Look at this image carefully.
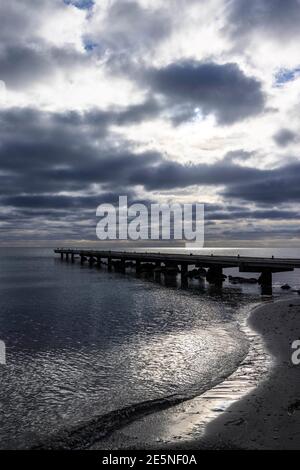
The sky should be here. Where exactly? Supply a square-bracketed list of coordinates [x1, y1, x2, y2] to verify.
[0, 0, 300, 246]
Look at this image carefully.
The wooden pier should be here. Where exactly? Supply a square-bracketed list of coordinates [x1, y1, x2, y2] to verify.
[54, 248, 300, 295]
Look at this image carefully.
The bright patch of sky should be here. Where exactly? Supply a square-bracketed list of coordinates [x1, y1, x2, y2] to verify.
[64, 0, 94, 10]
[275, 67, 300, 86]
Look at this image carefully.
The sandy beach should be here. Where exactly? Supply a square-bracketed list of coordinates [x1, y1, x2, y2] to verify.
[166, 296, 300, 450]
[93, 297, 300, 450]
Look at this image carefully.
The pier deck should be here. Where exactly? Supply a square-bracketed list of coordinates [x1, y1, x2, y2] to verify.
[54, 248, 300, 295]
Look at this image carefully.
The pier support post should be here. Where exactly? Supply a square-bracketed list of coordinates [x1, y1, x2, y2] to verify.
[97, 256, 101, 268]
[206, 266, 223, 287]
[80, 255, 84, 265]
[60, 253, 63, 260]
[120, 259, 126, 274]
[66, 253, 69, 261]
[107, 257, 112, 271]
[153, 261, 161, 282]
[181, 263, 188, 288]
[71, 253, 74, 263]
[259, 269, 272, 296]
[164, 265, 178, 288]
[136, 260, 141, 274]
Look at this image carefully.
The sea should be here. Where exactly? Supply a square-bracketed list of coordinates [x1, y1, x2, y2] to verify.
[0, 247, 299, 449]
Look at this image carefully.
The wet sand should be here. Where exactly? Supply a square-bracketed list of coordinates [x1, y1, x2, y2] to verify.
[93, 297, 300, 450]
[169, 297, 300, 450]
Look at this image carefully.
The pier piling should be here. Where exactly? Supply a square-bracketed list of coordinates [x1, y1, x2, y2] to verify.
[136, 260, 141, 274]
[259, 269, 272, 296]
[181, 263, 188, 287]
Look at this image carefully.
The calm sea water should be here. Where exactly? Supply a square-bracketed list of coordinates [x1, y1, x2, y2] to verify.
[0, 247, 299, 449]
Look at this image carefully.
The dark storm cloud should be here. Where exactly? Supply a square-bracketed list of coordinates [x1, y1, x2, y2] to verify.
[114, 98, 162, 125]
[227, 0, 300, 40]
[0, 106, 299, 207]
[223, 161, 300, 204]
[273, 128, 298, 147]
[0, 106, 162, 203]
[0, 106, 299, 228]
[0, 141, 161, 196]
[0, 44, 88, 90]
[0, 193, 133, 210]
[0, 45, 51, 89]
[0, 103, 160, 152]
[215, 226, 300, 241]
[206, 208, 300, 221]
[129, 157, 262, 190]
[145, 61, 265, 124]
[129, 156, 300, 207]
